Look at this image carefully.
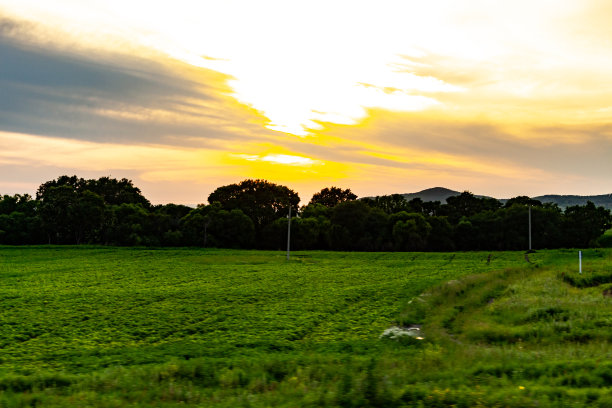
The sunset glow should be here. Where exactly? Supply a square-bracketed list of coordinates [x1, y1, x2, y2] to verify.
[1, 0, 612, 203]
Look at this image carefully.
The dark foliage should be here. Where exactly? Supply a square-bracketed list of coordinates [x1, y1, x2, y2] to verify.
[309, 186, 357, 208]
[2, 177, 611, 250]
[208, 179, 299, 244]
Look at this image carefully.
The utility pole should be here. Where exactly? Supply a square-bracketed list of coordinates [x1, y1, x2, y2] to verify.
[286, 205, 292, 260]
[528, 205, 532, 251]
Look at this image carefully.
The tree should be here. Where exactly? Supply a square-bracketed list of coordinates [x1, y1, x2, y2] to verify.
[407, 198, 424, 214]
[0, 211, 42, 245]
[504, 196, 543, 208]
[530, 205, 563, 249]
[181, 203, 255, 248]
[0, 194, 42, 245]
[36, 175, 86, 200]
[208, 179, 299, 238]
[181, 205, 213, 247]
[292, 217, 322, 250]
[0, 194, 37, 215]
[426, 216, 454, 251]
[38, 185, 104, 244]
[86, 176, 150, 207]
[38, 185, 78, 244]
[389, 212, 431, 251]
[209, 209, 255, 248]
[363, 207, 390, 251]
[444, 191, 501, 224]
[422, 200, 443, 217]
[469, 210, 505, 250]
[103, 203, 150, 246]
[309, 187, 356, 208]
[37, 175, 149, 207]
[72, 190, 105, 244]
[563, 202, 612, 247]
[151, 204, 192, 246]
[301, 203, 331, 220]
[361, 194, 410, 214]
[454, 219, 476, 250]
[330, 200, 374, 250]
[298, 203, 332, 249]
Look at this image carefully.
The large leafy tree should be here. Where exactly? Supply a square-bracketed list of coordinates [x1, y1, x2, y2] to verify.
[297, 203, 332, 249]
[38, 185, 79, 244]
[149, 204, 193, 246]
[426, 216, 454, 251]
[36, 175, 86, 199]
[504, 196, 543, 208]
[389, 211, 432, 251]
[181, 203, 255, 248]
[329, 200, 389, 250]
[0, 194, 37, 215]
[102, 203, 151, 246]
[444, 191, 501, 223]
[309, 187, 357, 208]
[0, 194, 42, 244]
[39, 185, 105, 244]
[37, 175, 150, 244]
[208, 179, 299, 235]
[563, 201, 612, 247]
[87, 176, 150, 207]
[37, 175, 149, 207]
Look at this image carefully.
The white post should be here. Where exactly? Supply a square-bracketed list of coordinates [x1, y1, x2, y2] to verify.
[286, 205, 292, 260]
[579, 251, 582, 274]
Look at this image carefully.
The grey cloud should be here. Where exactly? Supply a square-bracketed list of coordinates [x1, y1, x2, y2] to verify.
[298, 111, 612, 185]
[0, 36, 205, 101]
[0, 22, 267, 145]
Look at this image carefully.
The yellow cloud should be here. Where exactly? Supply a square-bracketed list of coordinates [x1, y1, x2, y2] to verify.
[221, 147, 350, 184]
[0, 131, 223, 175]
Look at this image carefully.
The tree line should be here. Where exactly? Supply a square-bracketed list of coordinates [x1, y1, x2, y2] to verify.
[0, 175, 610, 250]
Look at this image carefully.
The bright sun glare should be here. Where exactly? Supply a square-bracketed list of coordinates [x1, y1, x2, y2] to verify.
[4, 0, 598, 139]
[109, 1, 467, 136]
[3, 0, 612, 199]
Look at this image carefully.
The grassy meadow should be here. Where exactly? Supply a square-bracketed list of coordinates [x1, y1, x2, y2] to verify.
[1, 247, 612, 407]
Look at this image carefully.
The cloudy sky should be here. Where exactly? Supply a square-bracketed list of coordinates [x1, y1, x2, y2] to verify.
[1, 1, 611, 204]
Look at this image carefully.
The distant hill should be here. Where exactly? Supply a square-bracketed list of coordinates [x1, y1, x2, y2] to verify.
[401, 187, 461, 204]
[532, 194, 612, 210]
[399, 187, 612, 209]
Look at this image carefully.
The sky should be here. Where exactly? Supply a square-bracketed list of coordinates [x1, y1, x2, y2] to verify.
[1, 0, 612, 205]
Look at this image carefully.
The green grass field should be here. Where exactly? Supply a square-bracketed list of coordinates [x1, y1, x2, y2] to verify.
[1, 247, 612, 407]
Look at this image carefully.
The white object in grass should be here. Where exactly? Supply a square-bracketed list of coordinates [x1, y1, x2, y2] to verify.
[380, 326, 423, 340]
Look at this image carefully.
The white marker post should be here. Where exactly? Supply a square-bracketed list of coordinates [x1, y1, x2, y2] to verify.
[579, 250, 582, 274]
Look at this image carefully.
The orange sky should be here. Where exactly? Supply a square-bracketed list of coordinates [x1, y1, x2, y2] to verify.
[1, 1, 611, 204]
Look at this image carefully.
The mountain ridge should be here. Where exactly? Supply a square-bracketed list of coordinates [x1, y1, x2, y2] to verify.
[397, 187, 612, 209]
